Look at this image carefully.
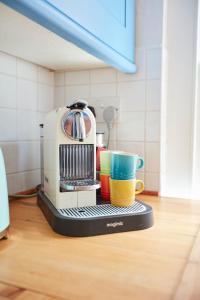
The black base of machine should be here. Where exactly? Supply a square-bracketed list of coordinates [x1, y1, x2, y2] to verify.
[37, 191, 153, 237]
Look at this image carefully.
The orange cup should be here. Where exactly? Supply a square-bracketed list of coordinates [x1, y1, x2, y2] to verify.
[100, 174, 110, 201]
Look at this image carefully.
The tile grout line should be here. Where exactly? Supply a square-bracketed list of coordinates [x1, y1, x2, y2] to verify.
[7, 168, 41, 176]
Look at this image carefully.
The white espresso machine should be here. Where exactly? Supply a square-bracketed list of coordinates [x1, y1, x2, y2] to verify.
[43, 100, 99, 209]
[38, 100, 153, 237]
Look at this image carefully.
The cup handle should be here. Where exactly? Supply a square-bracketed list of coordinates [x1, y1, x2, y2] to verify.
[135, 180, 144, 195]
[136, 157, 144, 170]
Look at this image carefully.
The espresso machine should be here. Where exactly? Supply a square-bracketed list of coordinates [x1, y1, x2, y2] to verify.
[42, 100, 99, 209]
[38, 100, 153, 237]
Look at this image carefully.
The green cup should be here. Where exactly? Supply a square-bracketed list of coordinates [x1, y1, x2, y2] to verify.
[100, 151, 111, 175]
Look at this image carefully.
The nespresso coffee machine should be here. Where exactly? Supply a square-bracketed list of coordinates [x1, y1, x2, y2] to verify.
[37, 100, 153, 237]
[42, 100, 99, 209]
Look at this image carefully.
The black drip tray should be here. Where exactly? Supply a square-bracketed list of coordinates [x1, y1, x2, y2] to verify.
[37, 191, 153, 237]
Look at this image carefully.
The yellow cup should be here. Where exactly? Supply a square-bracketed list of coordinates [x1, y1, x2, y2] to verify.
[110, 178, 144, 207]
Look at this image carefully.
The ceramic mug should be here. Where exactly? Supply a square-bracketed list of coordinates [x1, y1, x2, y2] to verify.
[111, 152, 144, 180]
[110, 178, 144, 207]
[100, 173, 110, 201]
[96, 146, 106, 171]
[100, 150, 112, 175]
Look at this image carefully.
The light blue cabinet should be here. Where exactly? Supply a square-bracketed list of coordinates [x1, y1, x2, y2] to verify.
[1, 0, 136, 73]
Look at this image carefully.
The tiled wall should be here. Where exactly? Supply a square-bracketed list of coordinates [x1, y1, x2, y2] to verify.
[54, 1, 162, 192]
[0, 51, 54, 194]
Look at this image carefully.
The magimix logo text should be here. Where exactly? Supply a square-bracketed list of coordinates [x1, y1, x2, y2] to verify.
[106, 221, 124, 228]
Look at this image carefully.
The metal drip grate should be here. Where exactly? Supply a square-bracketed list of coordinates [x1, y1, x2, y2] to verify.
[58, 201, 146, 219]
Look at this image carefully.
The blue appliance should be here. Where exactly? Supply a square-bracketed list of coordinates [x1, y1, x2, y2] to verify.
[0, 148, 9, 239]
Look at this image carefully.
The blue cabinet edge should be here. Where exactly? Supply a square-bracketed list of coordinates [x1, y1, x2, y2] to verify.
[1, 0, 136, 73]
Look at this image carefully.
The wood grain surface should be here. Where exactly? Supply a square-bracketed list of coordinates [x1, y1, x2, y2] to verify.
[0, 195, 200, 300]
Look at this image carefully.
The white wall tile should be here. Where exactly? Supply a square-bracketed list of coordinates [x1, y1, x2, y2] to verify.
[91, 97, 120, 110]
[91, 83, 116, 97]
[0, 109, 17, 141]
[65, 70, 90, 85]
[119, 81, 146, 111]
[136, 9, 146, 49]
[38, 66, 54, 85]
[145, 172, 160, 191]
[145, 142, 160, 172]
[0, 74, 17, 108]
[17, 79, 37, 111]
[7, 169, 40, 194]
[136, 0, 163, 47]
[54, 86, 65, 108]
[17, 110, 39, 140]
[118, 112, 145, 141]
[22, 169, 41, 189]
[118, 48, 146, 81]
[90, 68, 116, 83]
[146, 80, 161, 111]
[146, 47, 162, 79]
[95, 106, 103, 123]
[0, 142, 17, 174]
[95, 107, 105, 123]
[117, 81, 145, 99]
[7, 173, 23, 195]
[54, 72, 65, 86]
[108, 140, 118, 150]
[38, 84, 54, 112]
[0, 52, 16, 76]
[118, 122, 144, 142]
[16, 142, 40, 172]
[65, 85, 90, 102]
[38, 112, 47, 125]
[17, 59, 38, 81]
[117, 141, 145, 157]
[0, 141, 40, 174]
[120, 96, 145, 112]
[145, 111, 160, 142]
[86, 98, 99, 109]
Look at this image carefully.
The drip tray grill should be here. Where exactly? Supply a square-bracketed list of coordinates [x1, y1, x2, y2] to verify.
[58, 202, 146, 219]
[37, 191, 153, 237]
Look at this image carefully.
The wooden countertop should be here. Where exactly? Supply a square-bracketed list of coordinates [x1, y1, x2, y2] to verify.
[0, 195, 200, 300]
